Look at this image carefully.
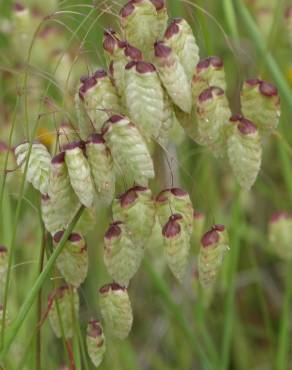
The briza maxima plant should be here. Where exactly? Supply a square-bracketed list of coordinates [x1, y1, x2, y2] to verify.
[5, 0, 283, 367]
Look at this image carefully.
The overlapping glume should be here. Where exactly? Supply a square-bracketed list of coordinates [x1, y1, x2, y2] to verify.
[112, 186, 155, 246]
[162, 213, 191, 281]
[268, 211, 292, 260]
[240, 78, 280, 136]
[14, 142, 51, 194]
[53, 231, 88, 287]
[104, 221, 144, 286]
[227, 115, 262, 190]
[48, 285, 79, 339]
[86, 320, 106, 367]
[102, 115, 154, 185]
[156, 187, 194, 235]
[99, 283, 133, 339]
[198, 224, 229, 288]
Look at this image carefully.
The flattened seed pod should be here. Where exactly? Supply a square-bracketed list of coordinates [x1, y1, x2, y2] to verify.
[86, 320, 106, 367]
[48, 285, 79, 339]
[241, 78, 281, 136]
[103, 29, 142, 99]
[14, 142, 51, 194]
[154, 41, 192, 113]
[46, 152, 79, 235]
[164, 18, 200, 80]
[156, 187, 194, 235]
[53, 231, 88, 287]
[112, 186, 155, 245]
[227, 115, 262, 190]
[102, 115, 154, 185]
[104, 221, 144, 286]
[99, 283, 133, 339]
[192, 56, 226, 100]
[86, 134, 115, 205]
[196, 86, 231, 157]
[124, 61, 164, 139]
[120, 0, 159, 57]
[64, 141, 94, 208]
[162, 214, 191, 281]
[268, 212, 292, 260]
[78, 70, 121, 132]
[0, 246, 7, 287]
[198, 225, 229, 288]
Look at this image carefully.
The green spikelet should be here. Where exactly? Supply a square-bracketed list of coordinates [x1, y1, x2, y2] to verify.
[154, 41, 192, 113]
[14, 142, 51, 194]
[268, 212, 292, 260]
[74, 205, 96, 235]
[240, 78, 281, 136]
[53, 231, 88, 287]
[102, 115, 154, 185]
[162, 214, 191, 281]
[48, 285, 79, 339]
[151, 0, 168, 37]
[103, 30, 142, 101]
[75, 91, 93, 141]
[124, 61, 164, 139]
[45, 152, 79, 235]
[120, 0, 159, 57]
[198, 225, 229, 288]
[104, 221, 144, 286]
[86, 134, 115, 205]
[64, 141, 95, 208]
[156, 187, 194, 235]
[164, 18, 200, 80]
[227, 115, 262, 190]
[112, 186, 155, 246]
[157, 90, 175, 146]
[196, 86, 231, 157]
[86, 320, 106, 368]
[78, 70, 121, 132]
[99, 283, 133, 339]
[192, 56, 226, 100]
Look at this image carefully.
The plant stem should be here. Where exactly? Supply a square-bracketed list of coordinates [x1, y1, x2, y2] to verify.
[222, 0, 239, 39]
[0, 206, 84, 362]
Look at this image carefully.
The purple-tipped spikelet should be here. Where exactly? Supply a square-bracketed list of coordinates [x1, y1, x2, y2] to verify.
[86, 320, 106, 367]
[99, 282, 133, 339]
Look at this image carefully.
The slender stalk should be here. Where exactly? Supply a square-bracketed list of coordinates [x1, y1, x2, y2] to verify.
[0, 206, 84, 362]
[222, 0, 239, 39]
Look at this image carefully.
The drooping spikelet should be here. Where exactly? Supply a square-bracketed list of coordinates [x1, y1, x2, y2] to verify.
[99, 283, 133, 339]
[164, 18, 200, 80]
[86, 133, 115, 205]
[44, 152, 79, 235]
[48, 285, 79, 339]
[104, 221, 144, 286]
[268, 211, 292, 260]
[150, 0, 168, 37]
[86, 320, 106, 368]
[112, 186, 155, 246]
[198, 224, 229, 288]
[77, 70, 121, 132]
[240, 78, 281, 136]
[192, 56, 226, 100]
[162, 214, 191, 281]
[102, 115, 154, 185]
[120, 0, 160, 57]
[15, 142, 51, 194]
[227, 115, 262, 190]
[154, 41, 192, 113]
[156, 187, 194, 235]
[53, 231, 88, 287]
[124, 61, 164, 139]
[196, 86, 231, 157]
[64, 141, 95, 208]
